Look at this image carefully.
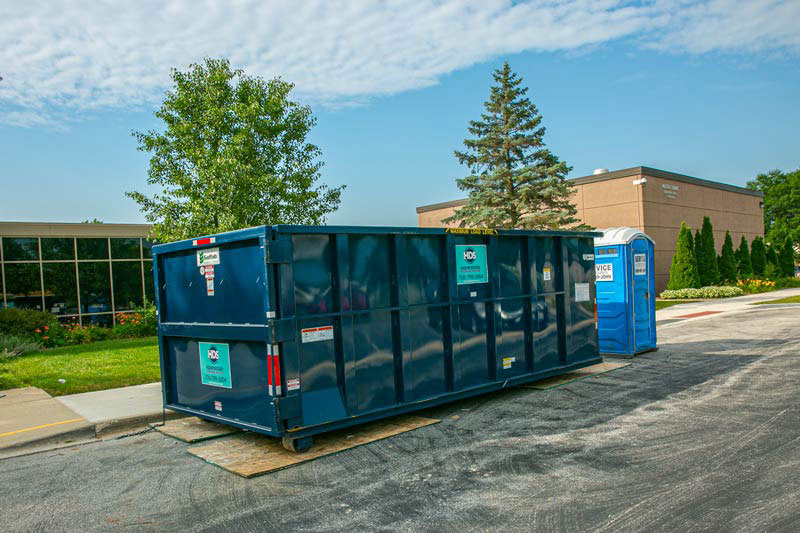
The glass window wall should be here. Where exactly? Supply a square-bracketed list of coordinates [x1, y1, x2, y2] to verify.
[1, 236, 155, 325]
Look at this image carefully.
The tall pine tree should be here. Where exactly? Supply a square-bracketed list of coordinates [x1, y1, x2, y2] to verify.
[667, 222, 701, 289]
[719, 231, 738, 283]
[699, 216, 719, 285]
[444, 62, 582, 229]
[736, 235, 753, 279]
[750, 236, 767, 278]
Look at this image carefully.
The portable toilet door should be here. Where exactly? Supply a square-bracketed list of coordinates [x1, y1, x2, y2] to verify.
[594, 228, 657, 356]
[629, 236, 656, 353]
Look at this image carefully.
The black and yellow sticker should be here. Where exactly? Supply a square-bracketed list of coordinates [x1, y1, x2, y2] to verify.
[445, 228, 499, 235]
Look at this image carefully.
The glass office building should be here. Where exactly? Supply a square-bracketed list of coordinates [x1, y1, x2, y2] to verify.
[0, 222, 154, 326]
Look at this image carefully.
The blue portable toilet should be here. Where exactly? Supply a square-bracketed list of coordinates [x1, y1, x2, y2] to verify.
[594, 227, 657, 356]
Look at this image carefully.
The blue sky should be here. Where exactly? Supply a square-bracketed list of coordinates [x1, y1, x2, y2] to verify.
[1, 1, 799, 227]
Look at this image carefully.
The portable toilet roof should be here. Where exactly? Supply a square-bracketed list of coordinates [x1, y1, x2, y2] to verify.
[594, 227, 655, 247]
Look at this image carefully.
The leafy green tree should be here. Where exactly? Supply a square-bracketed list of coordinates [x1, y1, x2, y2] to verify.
[750, 236, 767, 278]
[127, 58, 344, 243]
[698, 216, 719, 285]
[667, 222, 701, 289]
[778, 235, 796, 278]
[735, 235, 753, 279]
[718, 231, 737, 283]
[747, 168, 800, 246]
[443, 62, 582, 229]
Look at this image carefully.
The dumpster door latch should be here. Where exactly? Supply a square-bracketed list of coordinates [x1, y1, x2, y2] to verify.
[269, 318, 295, 343]
[264, 241, 291, 264]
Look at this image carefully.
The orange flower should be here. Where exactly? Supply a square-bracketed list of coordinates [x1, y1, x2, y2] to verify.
[43, 336, 49, 340]
[44, 325, 49, 331]
[34, 328, 41, 333]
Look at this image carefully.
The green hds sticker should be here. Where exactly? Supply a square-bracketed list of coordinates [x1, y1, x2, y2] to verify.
[199, 342, 232, 388]
[455, 244, 488, 285]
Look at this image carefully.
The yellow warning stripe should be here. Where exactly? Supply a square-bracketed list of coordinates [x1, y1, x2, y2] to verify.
[0, 418, 85, 438]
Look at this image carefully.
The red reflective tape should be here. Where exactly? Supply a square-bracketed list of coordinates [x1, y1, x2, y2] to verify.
[273, 354, 281, 395]
[267, 354, 273, 386]
[194, 237, 212, 246]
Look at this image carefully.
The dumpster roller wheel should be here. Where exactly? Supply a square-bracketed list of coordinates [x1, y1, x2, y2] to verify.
[282, 435, 313, 453]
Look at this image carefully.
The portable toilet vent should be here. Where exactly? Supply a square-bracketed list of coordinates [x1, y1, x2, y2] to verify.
[594, 227, 657, 357]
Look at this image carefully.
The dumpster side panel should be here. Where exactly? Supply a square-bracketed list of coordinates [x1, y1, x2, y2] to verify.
[164, 338, 276, 430]
[161, 238, 266, 325]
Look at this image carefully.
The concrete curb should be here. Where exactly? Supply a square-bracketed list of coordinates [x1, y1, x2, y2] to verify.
[0, 424, 97, 459]
[94, 409, 188, 437]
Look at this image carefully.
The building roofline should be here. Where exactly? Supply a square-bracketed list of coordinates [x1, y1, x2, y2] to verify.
[416, 166, 762, 212]
[0, 221, 153, 238]
[571, 166, 762, 197]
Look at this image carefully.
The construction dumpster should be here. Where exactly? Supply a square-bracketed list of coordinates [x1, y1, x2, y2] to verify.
[153, 225, 601, 451]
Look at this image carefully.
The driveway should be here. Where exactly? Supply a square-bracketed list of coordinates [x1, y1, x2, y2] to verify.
[2, 306, 799, 532]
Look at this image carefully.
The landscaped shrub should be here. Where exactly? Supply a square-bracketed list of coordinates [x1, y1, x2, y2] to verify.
[698, 216, 719, 286]
[667, 222, 701, 289]
[735, 235, 753, 279]
[750, 237, 767, 278]
[660, 286, 744, 299]
[0, 335, 42, 359]
[719, 231, 737, 283]
[0, 309, 60, 339]
[778, 236, 796, 278]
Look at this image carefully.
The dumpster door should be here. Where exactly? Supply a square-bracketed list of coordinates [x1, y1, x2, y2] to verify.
[631, 238, 653, 351]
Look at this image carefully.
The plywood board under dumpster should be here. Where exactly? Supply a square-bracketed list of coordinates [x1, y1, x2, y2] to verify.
[188, 415, 440, 477]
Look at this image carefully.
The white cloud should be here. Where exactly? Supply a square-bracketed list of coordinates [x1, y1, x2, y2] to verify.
[0, 0, 797, 127]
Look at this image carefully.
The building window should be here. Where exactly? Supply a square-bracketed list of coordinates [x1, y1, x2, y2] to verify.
[112, 261, 143, 311]
[41, 238, 76, 261]
[78, 262, 111, 313]
[43, 263, 79, 315]
[4, 263, 42, 310]
[3, 237, 39, 261]
[111, 238, 141, 259]
[142, 239, 154, 258]
[77, 238, 109, 260]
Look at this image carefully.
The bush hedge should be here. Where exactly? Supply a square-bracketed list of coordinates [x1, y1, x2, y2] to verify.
[0, 302, 157, 353]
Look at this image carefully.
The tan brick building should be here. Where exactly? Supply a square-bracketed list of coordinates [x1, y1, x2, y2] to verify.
[416, 166, 764, 292]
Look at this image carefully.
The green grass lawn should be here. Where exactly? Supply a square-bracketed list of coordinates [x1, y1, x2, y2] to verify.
[753, 295, 800, 305]
[0, 337, 159, 396]
[655, 300, 702, 311]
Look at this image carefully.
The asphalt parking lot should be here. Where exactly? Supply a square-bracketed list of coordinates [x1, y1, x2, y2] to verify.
[2, 306, 799, 532]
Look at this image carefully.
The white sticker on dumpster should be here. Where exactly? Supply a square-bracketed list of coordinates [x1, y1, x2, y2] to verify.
[634, 254, 647, 276]
[595, 263, 614, 281]
[287, 378, 300, 391]
[543, 267, 551, 281]
[301, 325, 334, 343]
[502, 356, 515, 369]
[197, 247, 220, 266]
[575, 283, 590, 302]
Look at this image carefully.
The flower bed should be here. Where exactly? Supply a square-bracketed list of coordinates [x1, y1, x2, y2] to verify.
[659, 286, 744, 299]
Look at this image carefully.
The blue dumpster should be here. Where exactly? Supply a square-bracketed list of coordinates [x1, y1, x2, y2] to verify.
[594, 227, 657, 357]
[153, 225, 601, 451]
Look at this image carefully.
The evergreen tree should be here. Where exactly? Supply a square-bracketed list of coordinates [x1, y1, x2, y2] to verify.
[736, 235, 753, 279]
[699, 216, 719, 285]
[443, 62, 582, 229]
[718, 231, 737, 283]
[750, 236, 767, 278]
[778, 235, 796, 277]
[667, 222, 701, 289]
[766, 244, 779, 270]
[694, 228, 703, 281]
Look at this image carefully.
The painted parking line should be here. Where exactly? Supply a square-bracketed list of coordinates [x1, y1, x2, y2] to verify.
[0, 418, 85, 439]
[673, 310, 722, 319]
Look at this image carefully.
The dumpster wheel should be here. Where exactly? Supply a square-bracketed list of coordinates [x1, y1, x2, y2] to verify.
[282, 435, 313, 453]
